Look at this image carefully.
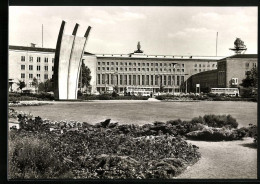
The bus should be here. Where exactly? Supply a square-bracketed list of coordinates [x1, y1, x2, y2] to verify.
[210, 88, 239, 96]
[126, 86, 153, 97]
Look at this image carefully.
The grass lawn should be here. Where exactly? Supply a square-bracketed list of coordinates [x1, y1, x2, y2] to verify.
[13, 101, 257, 127]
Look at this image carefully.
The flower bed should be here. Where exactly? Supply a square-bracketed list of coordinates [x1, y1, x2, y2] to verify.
[9, 112, 201, 179]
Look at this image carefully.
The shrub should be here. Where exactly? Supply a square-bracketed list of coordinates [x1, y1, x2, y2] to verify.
[186, 127, 243, 141]
[203, 114, 238, 128]
[8, 131, 70, 179]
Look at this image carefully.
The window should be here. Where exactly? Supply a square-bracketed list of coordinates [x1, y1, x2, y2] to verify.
[44, 66, 48, 71]
[111, 67, 114, 71]
[177, 69, 180, 72]
[199, 69, 201, 72]
[107, 67, 109, 71]
[21, 56, 25, 61]
[116, 67, 118, 71]
[147, 68, 149, 71]
[151, 68, 154, 71]
[138, 68, 141, 71]
[29, 74, 33, 79]
[111, 62, 114, 65]
[37, 57, 41, 62]
[203, 64, 205, 67]
[155, 63, 158, 66]
[151, 63, 154, 66]
[169, 69, 171, 72]
[21, 73, 25, 78]
[164, 63, 167, 66]
[133, 68, 136, 71]
[138, 63, 140, 66]
[125, 68, 127, 71]
[21, 65, 25, 70]
[160, 63, 162, 66]
[116, 62, 118, 65]
[245, 63, 250, 67]
[129, 68, 132, 71]
[199, 64, 201, 67]
[44, 74, 48, 80]
[120, 67, 123, 71]
[98, 67, 100, 71]
[194, 64, 197, 67]
[102, 62, 105, 65]
[147, 63, 149, 66]
[182, 64, 184, 67]
[125, 62, 127, 66]
[133, 63, 136, 66]
[98, 62, 101, 65]
[37, 65, 41, 71]
[44, 57, 48, 63]
[194, 69, 197, 72]
[52, 66, 54, 71]
[102, 67, 105, 70]
[164, 68, 167, 72]
[97, 74, 100, 84]
[29, 65, 33, 70]
[52, 58, 54, 63]
[120, 62, 123, 66]
[207, 64, 210, 67]
[107, 62, 109, 65]
[160, 68, 162, 72]
[142, 68, 145, 71]
[142, 63, 145, 66]
[155, 68, 158, 71]
[129, 62, 132, 66]
[37, 74, 40, 79]
[182, 69, 184, 72]
[253, 63, 257, 68]
[212, 64, 215, 67]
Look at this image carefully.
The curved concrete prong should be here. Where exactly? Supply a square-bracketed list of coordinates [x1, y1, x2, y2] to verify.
[72, 23, 79, 36]
[54, 20, 66, 100]
[84, 26, 91, 38]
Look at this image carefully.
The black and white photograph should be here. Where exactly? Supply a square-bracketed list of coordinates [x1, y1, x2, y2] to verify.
[7, 5, 257, 180]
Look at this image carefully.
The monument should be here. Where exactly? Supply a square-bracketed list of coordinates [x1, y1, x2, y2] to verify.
[53, 21, 91, 100]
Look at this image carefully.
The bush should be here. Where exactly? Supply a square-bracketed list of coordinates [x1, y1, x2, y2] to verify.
[8, 131, 71, 179]
[186, 127, 243, 141]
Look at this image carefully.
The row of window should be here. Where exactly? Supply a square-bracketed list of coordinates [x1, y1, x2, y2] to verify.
[21, 65, 53, 71]
[21, 73, 48, 79]
[97, 67, 185, 73]
[245, 63, 257, 68]
[194, 69, 211, 72]
[97, 74, 185, 86]
[98, 61, 185, 68]
[21, 56, 54, 63]
[194, 64, 216, 67]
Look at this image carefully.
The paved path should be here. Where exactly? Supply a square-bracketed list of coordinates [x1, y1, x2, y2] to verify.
[177, 138, 257, 179]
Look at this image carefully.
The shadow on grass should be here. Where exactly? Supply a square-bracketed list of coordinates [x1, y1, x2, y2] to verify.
[240, 142, 257, 149]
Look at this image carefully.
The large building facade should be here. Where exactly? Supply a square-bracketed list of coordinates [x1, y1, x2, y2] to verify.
[187, 54, 258, 93]
[9, 44, 222, 94]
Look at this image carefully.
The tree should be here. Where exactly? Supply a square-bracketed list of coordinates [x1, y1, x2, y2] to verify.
[17, 80, 26, 92]
[31, 77, 39, 93]
[240, 67, 258, 88]
[38, 79, 53, 92]
[78, 62, 92, 91]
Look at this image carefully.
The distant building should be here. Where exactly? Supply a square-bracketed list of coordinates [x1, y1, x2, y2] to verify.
[187, 54, 258, 93]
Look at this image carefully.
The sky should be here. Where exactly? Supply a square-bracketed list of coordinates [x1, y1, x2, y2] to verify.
[9, 6, 257, 56]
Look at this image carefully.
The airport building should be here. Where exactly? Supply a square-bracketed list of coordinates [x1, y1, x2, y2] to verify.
[9, 40, 257, 95]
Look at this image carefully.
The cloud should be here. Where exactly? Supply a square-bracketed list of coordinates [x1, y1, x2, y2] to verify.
[168, 27, 214, 39]
[89, 10, 146, 25]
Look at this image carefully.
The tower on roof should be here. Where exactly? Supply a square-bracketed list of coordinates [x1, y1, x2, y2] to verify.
[134, 41, 143, 53]
[229, 38, 247, 54]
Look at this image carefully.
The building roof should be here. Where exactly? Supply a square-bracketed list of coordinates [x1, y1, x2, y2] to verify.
[9, 45, 94, 55]
[227, 54, 258, 58]
[96, 54, 224, 61]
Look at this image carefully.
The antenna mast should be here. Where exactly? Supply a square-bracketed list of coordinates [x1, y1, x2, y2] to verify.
[216, 32, 218, 56]
[42, 24, 43, 48]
